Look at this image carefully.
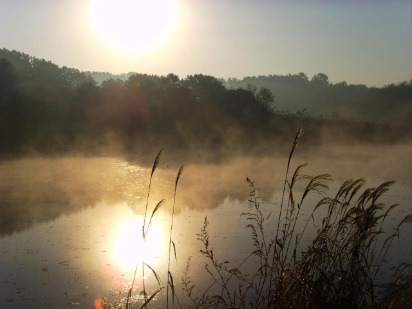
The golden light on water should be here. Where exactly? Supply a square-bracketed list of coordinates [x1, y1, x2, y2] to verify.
[113, 216, 164, 270]
[89, 0, 179, 52]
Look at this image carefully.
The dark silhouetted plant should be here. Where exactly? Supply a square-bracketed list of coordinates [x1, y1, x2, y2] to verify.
[122, 127, 410, 309]
[180, 126, 411, 309]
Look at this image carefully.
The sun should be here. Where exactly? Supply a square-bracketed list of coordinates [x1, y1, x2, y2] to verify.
[90, 0, 178, 52]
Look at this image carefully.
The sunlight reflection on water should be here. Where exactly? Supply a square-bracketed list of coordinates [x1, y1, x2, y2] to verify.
[113, 214, 164, 271]
[0, 146, 411, 308]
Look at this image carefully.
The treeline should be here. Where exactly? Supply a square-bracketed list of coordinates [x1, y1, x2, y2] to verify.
[225, 74, 412, 124]
[85, 71, 136, 85]
[0, 49, 410, 162]
[88, 70, 412, 124]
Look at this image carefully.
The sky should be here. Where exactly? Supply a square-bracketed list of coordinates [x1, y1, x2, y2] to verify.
[0, 0, 411, 87]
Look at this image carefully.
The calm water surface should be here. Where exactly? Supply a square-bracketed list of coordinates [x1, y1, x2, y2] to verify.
[1, 144, 411, 308]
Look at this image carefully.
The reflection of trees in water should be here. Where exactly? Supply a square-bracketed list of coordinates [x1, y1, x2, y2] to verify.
[0, 157, 141, 235]
[0, 157, 280, 236]
[0, 159, 115, 234]
[1, 144, 411, 236]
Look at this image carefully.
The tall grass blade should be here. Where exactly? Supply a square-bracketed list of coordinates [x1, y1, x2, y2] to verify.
[143, 262, 162, 287]
[151, 148, 164, 179]
[175, 165, 184, 189]
[143, 148, 164, 240]
[287, 125, 303, 169]
[168, 271, 176, 304]
[146, 199, 165, 235]
[126, 288, 132, 309]
[171, 240, 177, 261]
[167, 165, 184, 309]
[140, 288, 163, 309]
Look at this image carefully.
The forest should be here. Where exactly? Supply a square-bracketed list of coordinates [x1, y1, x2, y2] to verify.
[1, 48, 411, 163]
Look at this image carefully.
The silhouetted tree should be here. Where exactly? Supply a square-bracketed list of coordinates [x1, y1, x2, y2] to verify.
[311, 73, 329, 87]
[0, 58, 17, 95]
[0, 48, 410, 159]
[256, 87, 275, 108]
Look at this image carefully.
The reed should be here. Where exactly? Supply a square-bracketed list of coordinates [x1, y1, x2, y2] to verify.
[126, 148, 165, 309]
[122, 128, 410, 309]
[167, 165, 184, 309]
[180, 127, 411, 309]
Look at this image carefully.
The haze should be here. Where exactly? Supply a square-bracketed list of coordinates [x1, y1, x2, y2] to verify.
[1, 0, 411, 86]
[1, 1, 412, 308]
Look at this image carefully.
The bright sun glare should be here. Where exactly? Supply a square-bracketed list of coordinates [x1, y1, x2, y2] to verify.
[114, 216, 163, 270]
[90, 0, 178, 52]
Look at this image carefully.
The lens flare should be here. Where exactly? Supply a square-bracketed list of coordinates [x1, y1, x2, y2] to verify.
[94, 298, 104, 309]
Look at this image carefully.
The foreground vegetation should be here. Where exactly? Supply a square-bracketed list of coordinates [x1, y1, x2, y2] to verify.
[111, 127, 412, 309]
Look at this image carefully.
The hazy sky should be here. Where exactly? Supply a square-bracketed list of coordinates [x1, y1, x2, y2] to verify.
[1, 0, 411, 86]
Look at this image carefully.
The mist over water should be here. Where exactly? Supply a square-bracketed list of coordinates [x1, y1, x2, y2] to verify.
[1, 48, 411, 306]
[0, 142, 411, 308]
[1, 143, 411, 236]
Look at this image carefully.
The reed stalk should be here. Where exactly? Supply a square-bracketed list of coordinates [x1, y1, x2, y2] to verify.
[122, 128, 410, 309]
[180, 127, 411, 309]
[126, 149, 163, 309]
[167, 165, 183, 309]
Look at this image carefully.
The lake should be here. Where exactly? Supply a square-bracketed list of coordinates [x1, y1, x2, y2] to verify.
[1, 143, 411, 308]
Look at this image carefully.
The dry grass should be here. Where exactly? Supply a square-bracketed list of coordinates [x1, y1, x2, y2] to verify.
[121, 127, 411, 309]
[179, 127, 411, 309]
